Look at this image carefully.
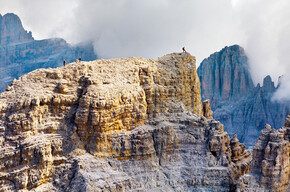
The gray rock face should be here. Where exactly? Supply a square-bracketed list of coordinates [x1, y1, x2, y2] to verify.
[0, 13, 97, 92]
[197, 45, 254, 104]
[0, 13, 33, 44]
[197, 45, 290, 147]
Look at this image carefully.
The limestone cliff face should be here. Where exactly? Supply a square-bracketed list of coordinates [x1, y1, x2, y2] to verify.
[0, 53, 254, 191]
[236, 117, 290, 192]
[197, 45, 290, 147]
[0, 13, 97, 92]
[73, 53, 203, 157]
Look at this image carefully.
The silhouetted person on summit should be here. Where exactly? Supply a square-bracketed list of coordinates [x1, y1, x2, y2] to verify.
[79, 57, 82, 62]
[63, 59, 66, 66]
[182, 47, 186, 53]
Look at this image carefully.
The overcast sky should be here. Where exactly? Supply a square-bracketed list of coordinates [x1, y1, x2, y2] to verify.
[1, 0, 290, 100]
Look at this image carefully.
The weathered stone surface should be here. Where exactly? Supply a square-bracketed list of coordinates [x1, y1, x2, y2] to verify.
[236, 117, 290, 192]
[3, 51, 287, 191]
[203, 99, 213, 119]
[71, 53, 203, 157]
[284, 114, 290, 127]
[197, 45, 290, 147]
[1, 52, 246, 191]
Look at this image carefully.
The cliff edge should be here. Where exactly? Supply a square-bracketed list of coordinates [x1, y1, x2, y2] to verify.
[0, 52, 282, 191]
[236, 119, 290, 192]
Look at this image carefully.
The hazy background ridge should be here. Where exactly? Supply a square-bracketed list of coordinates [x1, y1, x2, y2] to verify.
[1, 0, 290, 100]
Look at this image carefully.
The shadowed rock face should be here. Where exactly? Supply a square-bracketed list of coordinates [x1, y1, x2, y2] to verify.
[0, 13, 97, 92]
[197, 45, 254, 102]
[0, 53, 253, 191]
[197, 45, 290, 147]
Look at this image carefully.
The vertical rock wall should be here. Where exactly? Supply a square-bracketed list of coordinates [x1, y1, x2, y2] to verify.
[0, 13, 33, 44]
[197, 45, 290, 147]
[236, 117, 290, 192]
[74, 53, 203, 157]
[197, 45, 254, 102]
[140, 53, 203, 118]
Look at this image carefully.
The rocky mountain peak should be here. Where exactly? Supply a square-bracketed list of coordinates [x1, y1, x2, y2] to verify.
[262, 75, 275, 92]
[0, 53, 257, 191]
[198, 45, 290, 148]
[223, 44, 244, 54]
[237, 122, 290, 191]
[0, 13, 97, 92]
[0, 13, 33, 44]
[197, 45, 254, 106]
[0, 52, 288, 191]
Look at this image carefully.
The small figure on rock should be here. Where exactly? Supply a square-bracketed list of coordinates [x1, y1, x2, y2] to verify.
[79, 57, 82, 62]
[182, 47, 186, 53]
[63, 59, 66, 66]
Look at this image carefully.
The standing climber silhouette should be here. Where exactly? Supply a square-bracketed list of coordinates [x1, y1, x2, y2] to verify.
[63, 59, 66, 66]
[79, 57, 82, 62]
[182, 47, 186, 53]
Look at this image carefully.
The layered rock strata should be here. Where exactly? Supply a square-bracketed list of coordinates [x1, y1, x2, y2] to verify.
[203, 99, 213, 119]
[236, 117, 290, 192]
[0, 53, 254, 191]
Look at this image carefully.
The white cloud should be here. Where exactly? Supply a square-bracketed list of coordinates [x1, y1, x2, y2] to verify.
[231, 0, 290, 101]
[1, 0, 290, 100]
[232, 0, 290, 84]
[272, 75, 290, 101]
[0, 0, 78, 39]
[0, 0, 240, 62]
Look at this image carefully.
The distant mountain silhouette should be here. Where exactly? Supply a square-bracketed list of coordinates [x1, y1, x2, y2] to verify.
[197, 45, 290, 147]
[0, 13, 97, 91]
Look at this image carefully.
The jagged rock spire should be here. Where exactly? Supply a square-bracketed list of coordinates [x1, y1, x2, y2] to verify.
[0, 13, 33, 44]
